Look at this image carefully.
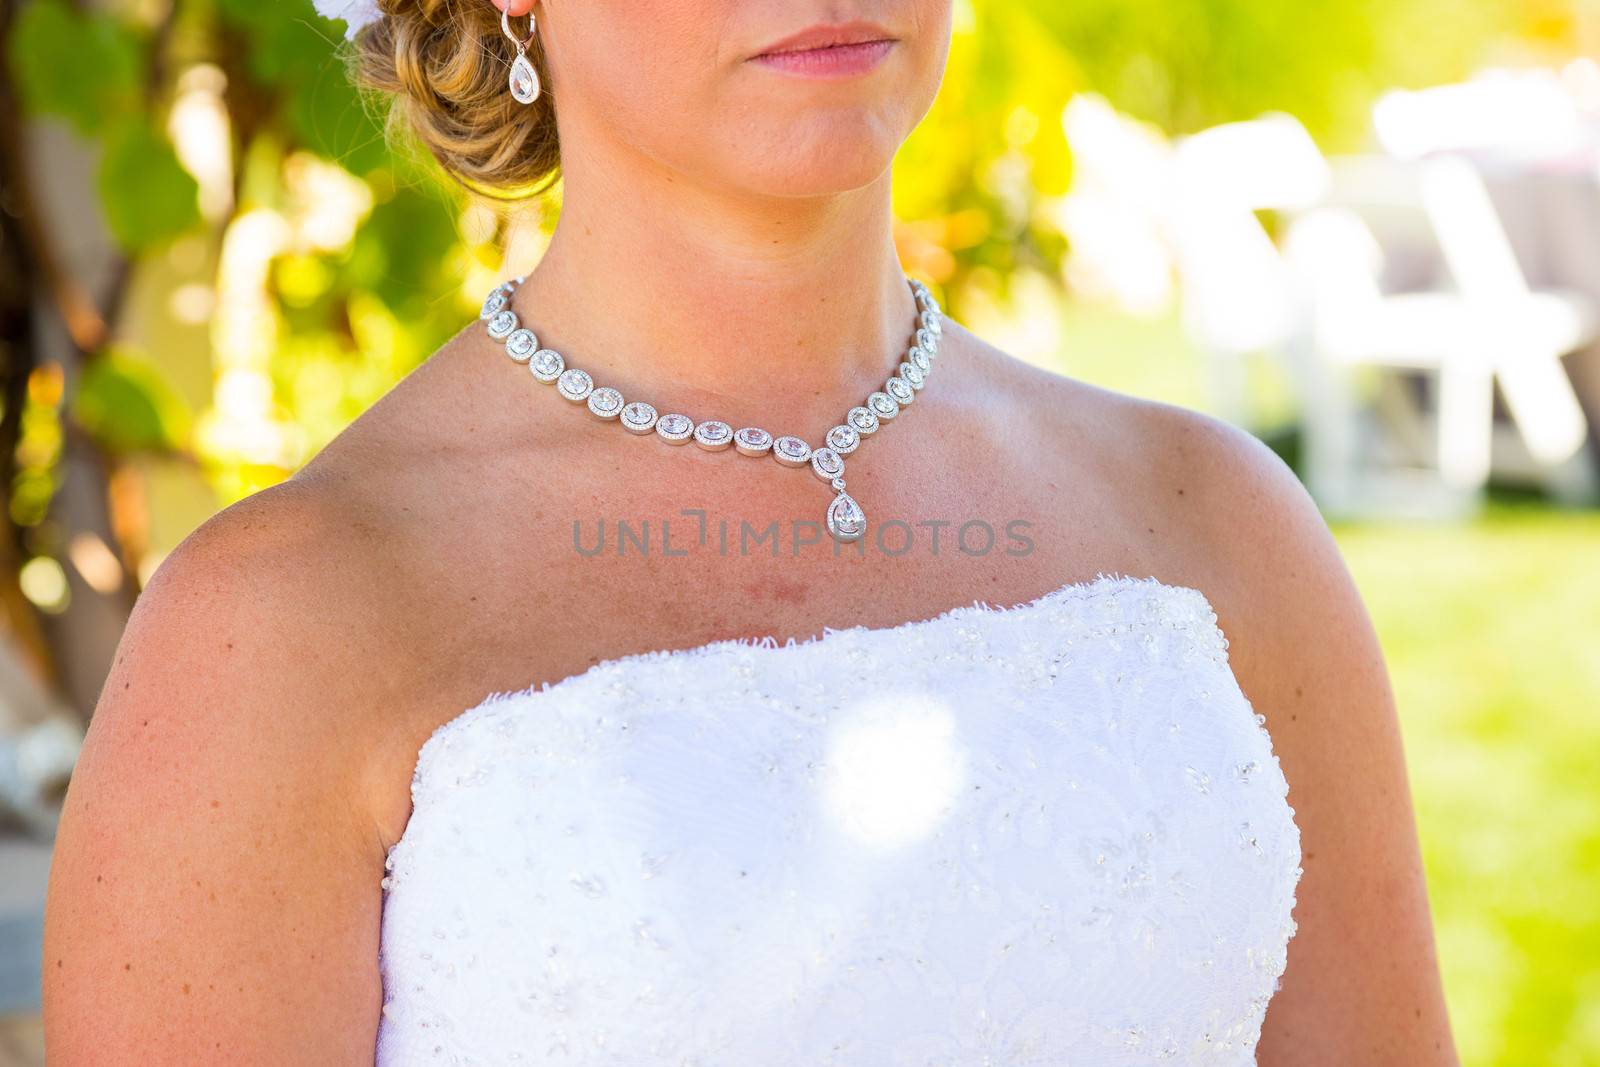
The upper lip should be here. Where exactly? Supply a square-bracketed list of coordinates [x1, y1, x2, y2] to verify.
[751, 20, 897, 58]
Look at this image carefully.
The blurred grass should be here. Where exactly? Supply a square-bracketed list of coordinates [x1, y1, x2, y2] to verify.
[1337, 506, 1600, 1067]
[1056, 301, 1600, 1067]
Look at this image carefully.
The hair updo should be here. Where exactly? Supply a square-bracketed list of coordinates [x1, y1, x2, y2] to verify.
[349, 0, 558, 198]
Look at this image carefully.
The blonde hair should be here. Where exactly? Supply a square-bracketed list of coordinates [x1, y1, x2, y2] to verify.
[349, 1, 558, 199]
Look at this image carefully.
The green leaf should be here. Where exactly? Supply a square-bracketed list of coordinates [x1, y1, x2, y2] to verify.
[287, 59, 390, 176]
[97, 123, 201, 251]
[72, 348, 192, 453]
[215, 1, 389, 175]
[8, 0, 142, 135]
[349, 183, 462, 312]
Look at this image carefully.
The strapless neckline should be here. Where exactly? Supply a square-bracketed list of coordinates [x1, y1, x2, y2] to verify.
[376, 568, 1300, 1065]
[418, 571, 1219, 770]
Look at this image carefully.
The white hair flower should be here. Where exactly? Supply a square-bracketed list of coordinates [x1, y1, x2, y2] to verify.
[313, 0, 385, 41]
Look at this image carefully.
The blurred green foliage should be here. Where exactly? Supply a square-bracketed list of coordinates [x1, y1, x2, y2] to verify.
[72, 350, 192, 453]
[1032, 0, 1521, 145]
[98, 123, 202, 250]
[10, 0, 143, 136]
[6, 0, 1562, 490]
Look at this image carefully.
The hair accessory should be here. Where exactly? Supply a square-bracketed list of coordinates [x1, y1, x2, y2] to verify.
[502, 9, 542, 104]
[313, 0, 384, 41]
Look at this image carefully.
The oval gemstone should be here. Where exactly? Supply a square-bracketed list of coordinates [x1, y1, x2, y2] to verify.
[825, 424, 860, 454]
[811, 447, 845, 482]
[847, 407, 879, 435]
[505, 328, 538, 362]
[529, 349, 564, 382]
[735, 427, 773, 456]
[656, 413, 695, 444]
[694, 420, 733, 450]
[773, 436, 811, 466]
[487, 309, 519, 340]
[480, 288, 510, 321]
[557, 368, 593, 402]
[621, 402, 658, 434]
[588, 387, 624, 419]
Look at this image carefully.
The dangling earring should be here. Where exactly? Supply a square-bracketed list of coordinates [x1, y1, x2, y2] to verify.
[502, 8, 541, 104]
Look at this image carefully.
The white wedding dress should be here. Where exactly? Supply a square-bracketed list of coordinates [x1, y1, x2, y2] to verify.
[375, 574, 1302, 1065]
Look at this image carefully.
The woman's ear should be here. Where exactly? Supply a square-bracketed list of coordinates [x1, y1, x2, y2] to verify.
[487, 0, 539, 15]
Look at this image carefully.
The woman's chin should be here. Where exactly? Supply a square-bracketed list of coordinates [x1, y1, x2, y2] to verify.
[744, 160, 895, 199]
[716, 124, 903, 198]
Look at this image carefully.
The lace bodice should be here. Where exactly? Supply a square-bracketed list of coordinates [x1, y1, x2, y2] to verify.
[376, 574, 1302, 1065]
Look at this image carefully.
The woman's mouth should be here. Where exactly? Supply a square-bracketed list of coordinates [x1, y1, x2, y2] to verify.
[748, 23, 898, 79]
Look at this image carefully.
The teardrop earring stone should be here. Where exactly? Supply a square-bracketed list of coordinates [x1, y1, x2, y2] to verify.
[509, 53, 541, 104]
[826, 490, 866, 543]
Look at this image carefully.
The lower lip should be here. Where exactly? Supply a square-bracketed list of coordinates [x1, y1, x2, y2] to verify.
[749, 39, 895, 78]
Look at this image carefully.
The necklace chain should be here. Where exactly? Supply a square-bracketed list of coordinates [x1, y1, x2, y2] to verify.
[478, 274, 945, 543]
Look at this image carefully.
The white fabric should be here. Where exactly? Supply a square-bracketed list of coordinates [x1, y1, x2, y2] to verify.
[312, 0, 383, 41]
[376, 574, 1302, 1065]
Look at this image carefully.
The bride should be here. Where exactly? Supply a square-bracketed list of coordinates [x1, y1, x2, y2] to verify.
[42, 0, 1457, 1062]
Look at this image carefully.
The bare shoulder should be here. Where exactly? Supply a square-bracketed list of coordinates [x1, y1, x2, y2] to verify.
[98, 467, 419, 752]
[950, 324, 1336, 591]
[958, 324, 1344, 601]
[42, 475, 403, 1063]
[963, 328, 1455, 1060]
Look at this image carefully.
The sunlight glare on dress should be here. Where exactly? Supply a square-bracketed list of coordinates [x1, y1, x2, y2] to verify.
[822, 693, 965, 848]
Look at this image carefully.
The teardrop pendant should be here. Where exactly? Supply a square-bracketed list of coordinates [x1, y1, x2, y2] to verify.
[826, 490, 866, 543]
[509, 53, 541, 104]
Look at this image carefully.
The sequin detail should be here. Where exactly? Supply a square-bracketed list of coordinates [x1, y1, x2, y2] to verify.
[376, 573, 1301, 1065]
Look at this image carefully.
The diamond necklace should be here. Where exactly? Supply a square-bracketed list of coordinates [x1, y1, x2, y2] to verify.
[478, 274, 944, 543]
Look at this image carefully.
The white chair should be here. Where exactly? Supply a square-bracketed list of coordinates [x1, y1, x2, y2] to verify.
[1419, 156, 1596, 499]
[1282, 155, 1597, 516]
[1372, 69, 1585, 163]
[1166, 114, 1331, 425]
[1055, 94, 1177, 315]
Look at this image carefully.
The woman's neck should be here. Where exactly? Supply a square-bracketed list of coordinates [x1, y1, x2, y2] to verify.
[512, 154, 920, 430]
